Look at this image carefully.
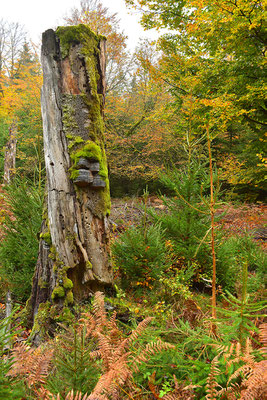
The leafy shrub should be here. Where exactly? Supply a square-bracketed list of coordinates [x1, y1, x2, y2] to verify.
[112, 222, 168, 290]
[0, 179, 43, 301]
[156, 239, 200, 304]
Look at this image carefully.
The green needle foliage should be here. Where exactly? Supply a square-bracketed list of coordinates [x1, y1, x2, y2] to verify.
[0, 178, 43, 301]
[112, 222, 168, 290]
[218, 262, 266, 348]
[45, 324, 101, 398]
[149, 156, 212, 269]
[216, 234, 267, 293]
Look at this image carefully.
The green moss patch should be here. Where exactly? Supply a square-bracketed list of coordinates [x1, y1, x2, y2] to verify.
[40, 231, 52, 245]
[56, 25, 101, 59]
[70, 140, 108, 179]
[66, 135, 85, 150]
[51, 286, 65, 300]
[65, 291, 74, 305]
[63, 277, 73, 290]
[29, 301, 51, 342]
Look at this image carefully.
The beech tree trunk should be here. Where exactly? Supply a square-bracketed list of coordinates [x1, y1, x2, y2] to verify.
[30, 26, 112, 322]
[3, 121, 17, 184]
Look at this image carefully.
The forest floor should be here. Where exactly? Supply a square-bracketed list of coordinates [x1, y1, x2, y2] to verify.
[0, 184, 266, 248]
[110, 196, 267, 250]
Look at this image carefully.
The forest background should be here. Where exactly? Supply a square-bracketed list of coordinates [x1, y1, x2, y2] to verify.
[0, 0, 266, 399]
[0, 0, 265, 198]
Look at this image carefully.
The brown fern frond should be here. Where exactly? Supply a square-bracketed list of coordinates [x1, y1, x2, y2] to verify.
[243, 338, 255, 365]
[8, 342, 54, 390]
[227, 364, 252, 386]
[89, 349, 102, 360]
[259, 322, 267, 356]
[221, 324, 267, 400]
[38, 388, 90, 400]
[7, 342, 31, 376]
[95, 331, 113, 370]
[126, 316, 154, 346]
[107, 310, 118, 331]
[28, 348, 54, 386]
[240, 360, 267, 400]
[225, 339, 255, 374]
[92, 291, 108, 328]
[36, 386, 56, 400]
[111, 316, 154, 364]
[78, 313, 96, 338]
[148, 371, 161, 400]
[205, 355, 221, 400]
[162, 394, 178, 400]
[236, 341, 241, 358]
[87, 353, 131, 400]
[65, 390, 89, 400]
[107, 316, 153, 366]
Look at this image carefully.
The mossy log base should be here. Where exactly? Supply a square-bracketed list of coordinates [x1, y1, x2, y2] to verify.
[29, 26, 112, 338]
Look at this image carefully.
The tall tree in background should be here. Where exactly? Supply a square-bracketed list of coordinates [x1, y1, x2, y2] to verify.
[3, 121, 17, 184]
[105, 40, 180, 192]
[0, 20, 26, 79]
[12, 42, 43, 186]
[0, 32, 42, 184]
[64, 0, 130, 94]
[126, 0, 267, 196]
[0, 20, 26, 182]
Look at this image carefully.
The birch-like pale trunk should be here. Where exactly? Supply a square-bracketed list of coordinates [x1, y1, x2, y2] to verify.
[29, 26, 112, 328]
[3, 121, 17, 184]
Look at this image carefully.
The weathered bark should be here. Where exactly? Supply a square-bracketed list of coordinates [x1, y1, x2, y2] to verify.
[30, 26, 112, 322]
[3, 121, 17, 184]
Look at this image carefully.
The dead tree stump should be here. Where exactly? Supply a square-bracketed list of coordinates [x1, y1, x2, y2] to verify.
[29, 26, 112, 333]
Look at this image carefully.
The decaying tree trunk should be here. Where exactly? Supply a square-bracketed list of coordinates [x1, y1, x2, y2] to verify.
[3, 121, 17, 184]
[29, 26, 112, 326]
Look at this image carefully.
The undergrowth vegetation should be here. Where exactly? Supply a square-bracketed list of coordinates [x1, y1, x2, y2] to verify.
[1, 289, 266, 399]
[0, 170, 266, 399]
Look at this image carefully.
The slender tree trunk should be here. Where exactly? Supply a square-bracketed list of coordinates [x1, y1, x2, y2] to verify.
[207, 126, 217, 335]
[29, 27, 112, 326]
[3, 121, 17, 184]
[4, 290, 12, 350]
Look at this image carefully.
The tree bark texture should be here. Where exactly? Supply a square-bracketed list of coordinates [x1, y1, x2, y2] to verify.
[30, 26, 112, 320]
[3, 121, 17, 184]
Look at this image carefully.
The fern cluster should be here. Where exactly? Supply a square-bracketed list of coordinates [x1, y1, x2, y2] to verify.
[0, 312, 25, 399]
[9, 341, 53, 398]
[8, 292, 173, 400]
[205, 324, 267, 399]
[80, 292, 174, 400]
